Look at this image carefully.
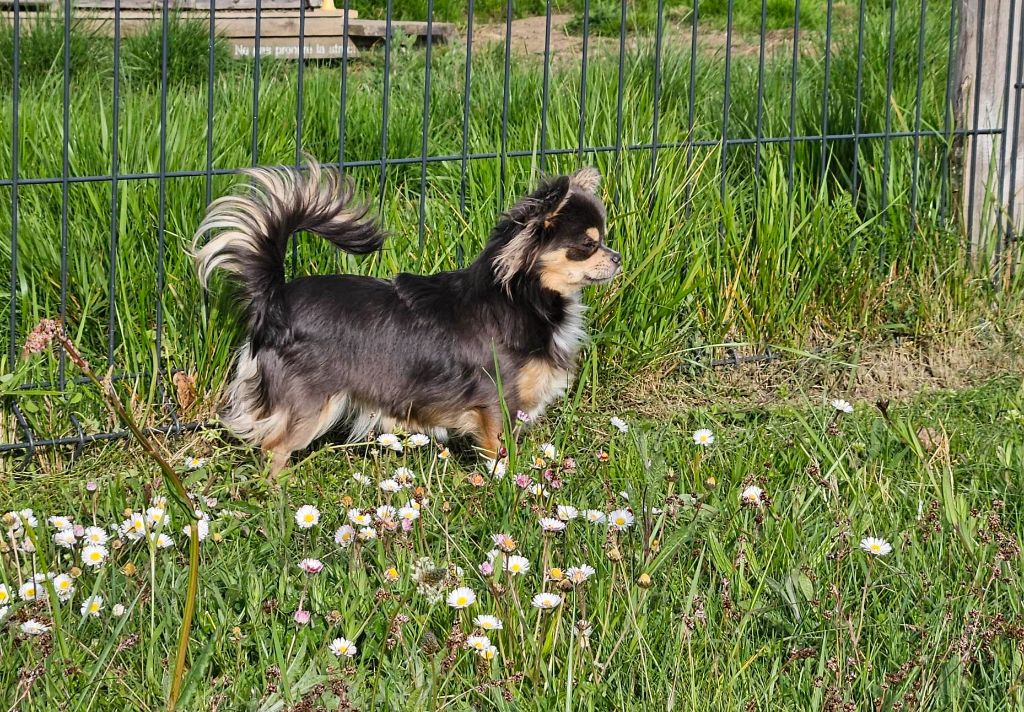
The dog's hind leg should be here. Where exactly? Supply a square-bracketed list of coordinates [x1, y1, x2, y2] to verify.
[261, 393, 349, 478]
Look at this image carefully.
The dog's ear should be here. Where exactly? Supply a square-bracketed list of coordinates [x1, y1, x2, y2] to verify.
[569, 167, 601, 195]
[495, 177, 571, 286]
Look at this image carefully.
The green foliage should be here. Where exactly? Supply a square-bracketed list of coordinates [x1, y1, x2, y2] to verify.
[1, 378, 1023, 708]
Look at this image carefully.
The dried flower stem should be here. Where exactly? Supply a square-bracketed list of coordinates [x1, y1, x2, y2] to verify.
[50, 327, 199, 711]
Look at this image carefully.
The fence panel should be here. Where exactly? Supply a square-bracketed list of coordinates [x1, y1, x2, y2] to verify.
[1, 0, 1020, 456]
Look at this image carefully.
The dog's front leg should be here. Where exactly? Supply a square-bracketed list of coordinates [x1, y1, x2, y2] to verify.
[472, 407, 504, 461]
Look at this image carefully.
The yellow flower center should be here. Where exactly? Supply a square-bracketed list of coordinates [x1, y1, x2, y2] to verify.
[90, 552, 101, 561]
[871, 544, 880, 551]
[549, 568, 563, 580]
[456, 597, 467, 606]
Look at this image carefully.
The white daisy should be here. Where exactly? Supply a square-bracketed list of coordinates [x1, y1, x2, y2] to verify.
[584, 510, 607, 524]
[447, 587, 476, 609]
[376, 505, 397, 521]
[112, 603, 127, 617]
[491, 533, 516, 552]
[0, 584, 9, 605]
[81, 595, 104, 617]
[740, 486, 764, 506]
[294, 505, 320, 529]
[349, 508, 372, 526]
[479, 644, 498, 661]
[20, 619, 50, 636]
[539, 517, 567, 533]
[505, 555, 530, 575]
[52, 574, 74, 602]
[83, 526, 108, 545]
[474, 614, 503, 631]
[398, 506, 420, 522]
[329, 637, 358, 657]
[540, 443, 557, 460]
[48, 515, 73, 530]
[19, 509, 38, 528]
[81, 544, 109, 567]
[358, 526, 377, 541]
[185, 456, 207, 470]
[121, 513, 147, 540]
[146, 507, 169, 528]
[693, 429, 715, 447]
[531, 592, 562, 610]
[299, 558, 324, 574]
[859, 537, 892, 557]
[407, 433, 430, 447]
[379, 479, 401, 493]
[376, 433, 404, 452]
[53, 528, 77, 549]
[394, 467, 415, 486]
[609, 416, 629, 433]
[182, 519, 209, 540]
[831, 399, 854, 414]
[528, 483, 551, 498]
[607, 509, 635, 531]
[334, 525, 356, 547]
[19, 580, 39, 601]
[565, 564, 596, 584]
[465, 634, 490, 651]
[556, 505, 579, 521]
[150, 533, 174, 549]
[352, 472, 372, 486]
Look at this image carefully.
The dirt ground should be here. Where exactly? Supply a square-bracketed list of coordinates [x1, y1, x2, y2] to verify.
[618, 332, 1024, 419]
[471, 14, 817, 64]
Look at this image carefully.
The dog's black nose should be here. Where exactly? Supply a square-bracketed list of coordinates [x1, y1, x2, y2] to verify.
[609, 250, 621, 265]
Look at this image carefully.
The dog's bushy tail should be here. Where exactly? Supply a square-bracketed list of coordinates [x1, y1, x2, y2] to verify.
[192, 159, 385, 348]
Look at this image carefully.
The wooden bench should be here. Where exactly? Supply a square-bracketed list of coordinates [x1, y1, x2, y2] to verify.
[0, 0, 457, 60]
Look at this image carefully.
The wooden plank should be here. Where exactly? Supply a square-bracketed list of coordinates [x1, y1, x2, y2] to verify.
[229, 35, 358, 59]
[956, 0, 1024, 268]
[0, 0, 319, 8]
[0, 9, 452, 43]
[68, 0, 315, 9]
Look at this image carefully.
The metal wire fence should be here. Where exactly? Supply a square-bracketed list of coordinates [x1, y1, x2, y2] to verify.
[1, 0, 1022, 457]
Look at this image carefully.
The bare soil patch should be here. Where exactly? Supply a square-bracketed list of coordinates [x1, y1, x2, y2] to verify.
[470, 15, 818, 64]
[619, 331, 1024, 419]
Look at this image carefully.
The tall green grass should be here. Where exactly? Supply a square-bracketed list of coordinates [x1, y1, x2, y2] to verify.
[0, 1, 1015, 438]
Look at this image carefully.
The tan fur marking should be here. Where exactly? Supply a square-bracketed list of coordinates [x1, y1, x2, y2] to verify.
[585, 227, 600, 239]
[517, 358, 570, 415]
[538, 248, 618, 295]
[494, 228, 537, 286]
[472, 409, 502, 458]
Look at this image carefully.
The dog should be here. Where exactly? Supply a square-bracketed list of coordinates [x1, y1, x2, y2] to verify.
[192, 160, 620, 476]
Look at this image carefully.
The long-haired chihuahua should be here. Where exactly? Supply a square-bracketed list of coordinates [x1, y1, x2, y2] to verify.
[193, 161, 620, 475]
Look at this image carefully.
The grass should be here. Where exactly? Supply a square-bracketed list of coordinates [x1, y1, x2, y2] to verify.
[2, 374, 1023, 708]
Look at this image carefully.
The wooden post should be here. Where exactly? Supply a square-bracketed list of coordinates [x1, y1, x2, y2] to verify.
[956, 0, 1024, 271]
